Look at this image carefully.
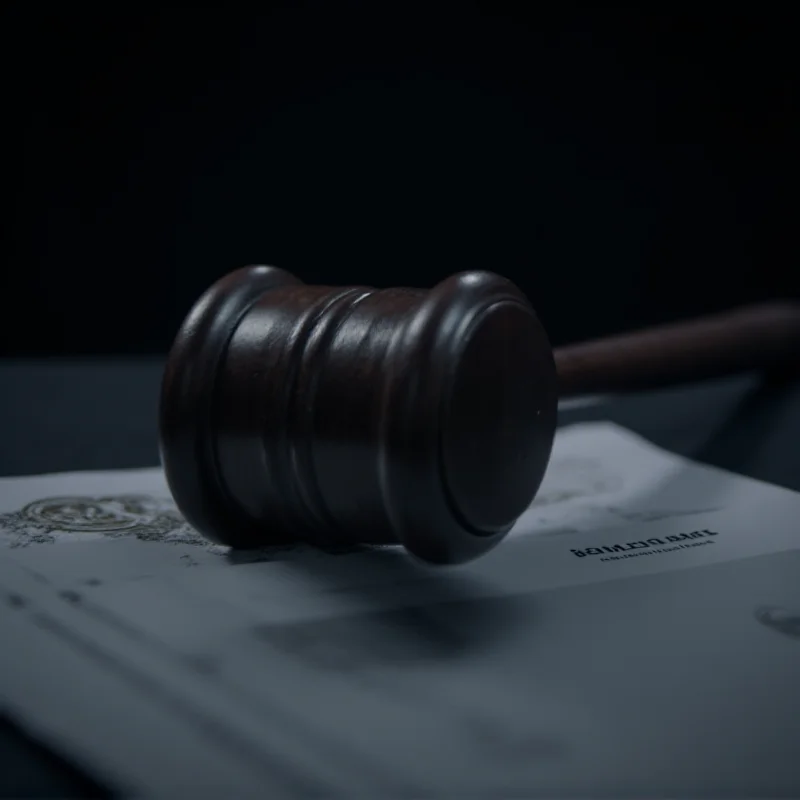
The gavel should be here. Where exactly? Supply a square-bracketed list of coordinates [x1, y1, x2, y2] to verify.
[159, 266, 799, 565]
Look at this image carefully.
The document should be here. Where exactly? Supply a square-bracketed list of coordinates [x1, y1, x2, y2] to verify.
[1, 423, 799, 796]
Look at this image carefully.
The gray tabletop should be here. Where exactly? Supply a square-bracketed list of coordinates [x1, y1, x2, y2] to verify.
[1, 359, 799, 797]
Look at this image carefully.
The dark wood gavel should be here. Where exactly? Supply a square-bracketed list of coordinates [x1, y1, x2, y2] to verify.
[159, 266, 799, 564]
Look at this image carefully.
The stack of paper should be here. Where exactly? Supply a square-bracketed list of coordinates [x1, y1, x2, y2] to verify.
[1, 423, 798, 796]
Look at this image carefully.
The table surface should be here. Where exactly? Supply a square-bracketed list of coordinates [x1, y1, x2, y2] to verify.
[1, 358, 799, 796]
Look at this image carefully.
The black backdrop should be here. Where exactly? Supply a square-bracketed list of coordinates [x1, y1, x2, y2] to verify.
[3, 5, 796, 356]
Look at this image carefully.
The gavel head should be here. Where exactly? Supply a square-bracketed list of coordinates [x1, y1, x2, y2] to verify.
[159, 266, 558, 565]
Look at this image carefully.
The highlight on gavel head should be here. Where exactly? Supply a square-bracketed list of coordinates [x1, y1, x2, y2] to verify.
[159, 265, 558, 565]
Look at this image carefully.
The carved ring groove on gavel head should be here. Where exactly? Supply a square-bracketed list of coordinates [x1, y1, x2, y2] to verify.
[159, 265, 558, 565]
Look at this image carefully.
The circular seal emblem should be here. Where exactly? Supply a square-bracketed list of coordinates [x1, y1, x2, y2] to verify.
[0, 494, 207, 548]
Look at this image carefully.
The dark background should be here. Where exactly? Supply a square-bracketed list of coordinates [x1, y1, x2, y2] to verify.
[2, 4, 796, 357]
[0, 8, 799, 795]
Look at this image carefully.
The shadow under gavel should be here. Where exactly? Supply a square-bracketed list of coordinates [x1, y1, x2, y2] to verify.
[159, 266, 799, 565]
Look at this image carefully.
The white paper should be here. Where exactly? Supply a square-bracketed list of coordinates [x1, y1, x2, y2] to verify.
[1, 422, 799, 796]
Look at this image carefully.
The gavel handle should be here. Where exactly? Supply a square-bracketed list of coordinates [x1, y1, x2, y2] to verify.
[554, 301, 800, 398]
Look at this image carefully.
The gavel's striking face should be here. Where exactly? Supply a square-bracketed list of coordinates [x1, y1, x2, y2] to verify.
[160, 266, 558, 565]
